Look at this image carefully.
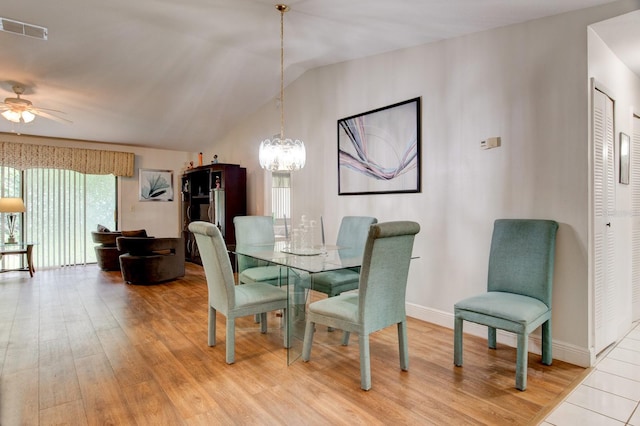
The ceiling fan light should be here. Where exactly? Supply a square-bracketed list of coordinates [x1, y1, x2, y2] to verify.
[21, 110, 35, 123]
[1, 110, 21, 123]
[1, 109, 35, 124]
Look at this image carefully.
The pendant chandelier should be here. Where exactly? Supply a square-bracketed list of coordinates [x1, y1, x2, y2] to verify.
[259, 4, 306, 172]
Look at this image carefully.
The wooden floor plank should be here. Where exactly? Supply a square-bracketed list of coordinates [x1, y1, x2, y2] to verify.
[118, 379, 186, 426]
[38, 339, 83, 411]
[0, 367, 39, 426]
[39, 399, 88, 426]
[0, 263, 585, 425]
[74, 353, 137, 425]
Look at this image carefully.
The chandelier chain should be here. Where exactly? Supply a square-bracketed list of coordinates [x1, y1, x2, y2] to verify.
[279, 6, 285, 140]
[258, 4, 305, 172]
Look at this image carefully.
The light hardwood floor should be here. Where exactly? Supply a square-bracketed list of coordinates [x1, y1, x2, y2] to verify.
[0, 263, 586, 425]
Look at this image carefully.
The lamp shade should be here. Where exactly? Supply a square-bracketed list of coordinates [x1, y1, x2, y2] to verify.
[0, 197, 26, 213]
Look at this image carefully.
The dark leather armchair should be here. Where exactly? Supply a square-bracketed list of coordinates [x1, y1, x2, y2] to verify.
[91, 231, 124, 271]
[116, 237, 185, 284]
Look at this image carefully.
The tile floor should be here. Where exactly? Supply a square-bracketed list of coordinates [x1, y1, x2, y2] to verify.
[542, 322, 640, 425]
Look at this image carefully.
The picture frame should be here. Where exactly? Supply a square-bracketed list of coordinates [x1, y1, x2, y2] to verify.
[338, 97, 421, 195]
[139, 169, 174, 201]
[620, 132, 630, 185]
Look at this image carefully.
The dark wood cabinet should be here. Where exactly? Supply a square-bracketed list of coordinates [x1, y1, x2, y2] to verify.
[181, 163, 246, 264]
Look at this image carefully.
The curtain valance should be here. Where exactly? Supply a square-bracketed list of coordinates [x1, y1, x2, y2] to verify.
[0, 141, 135, 177]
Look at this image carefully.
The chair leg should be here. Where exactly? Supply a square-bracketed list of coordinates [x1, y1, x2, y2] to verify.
[342, 331, 351, 346]
[260, 312, 267, 333]
[302, 320, 315, 361]
[453, 316, 463, 366]
[208, 306, 216, 346]
[398, 321, 408, 371]
[359, 333, 371, 391]
[516, 332, 528, 391]
[488, 327, 497, 349]
[328, 292, 338, 332]
[226, 317, 235, 364]
[283, 308, 289, 349]
[542, 319, 552, 365]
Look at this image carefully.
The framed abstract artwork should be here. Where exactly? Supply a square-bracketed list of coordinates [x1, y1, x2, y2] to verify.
[620, 132, 630, 185]
[139, 169, 174, 201]
[338, 97, 421, 195]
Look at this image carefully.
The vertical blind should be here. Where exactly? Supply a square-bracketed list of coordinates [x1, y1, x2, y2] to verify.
[24, 168, 87, 267]
[272, 172, 291, 220]
[1, 167, 116, 270]
[0, 167, 22, 270]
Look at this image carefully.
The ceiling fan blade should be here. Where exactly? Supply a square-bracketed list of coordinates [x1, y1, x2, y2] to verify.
[29, 105, 67, 114]
[32, 109, 72, 124]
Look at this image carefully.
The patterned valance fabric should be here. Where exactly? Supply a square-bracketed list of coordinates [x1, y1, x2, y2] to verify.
[0, 141, 135, 177]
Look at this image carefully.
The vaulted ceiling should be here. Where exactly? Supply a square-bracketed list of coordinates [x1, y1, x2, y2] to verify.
[0, 0, 633, 152]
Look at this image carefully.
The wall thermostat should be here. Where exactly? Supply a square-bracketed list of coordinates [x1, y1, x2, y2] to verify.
[480, 137, 501, 150]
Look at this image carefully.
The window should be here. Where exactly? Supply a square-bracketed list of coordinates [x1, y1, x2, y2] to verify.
[271, 172, 290, 239]
[1, 167, 116, 269]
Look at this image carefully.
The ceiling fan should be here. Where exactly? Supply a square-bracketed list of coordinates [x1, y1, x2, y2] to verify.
[0, 84, 71, 124]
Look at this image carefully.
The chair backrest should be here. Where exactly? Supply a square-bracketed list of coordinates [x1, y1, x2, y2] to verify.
[188, 221, 235, 312]
[358, 221, 420, 332]
[487, 219, 559, 307]
[336, 216, 378, 254]
[233, 216, 275, 272]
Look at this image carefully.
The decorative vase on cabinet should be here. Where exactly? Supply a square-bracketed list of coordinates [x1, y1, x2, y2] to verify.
[181, 163, 246, 265]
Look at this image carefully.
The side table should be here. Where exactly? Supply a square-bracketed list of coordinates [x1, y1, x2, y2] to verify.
[0, 242, 35, 277]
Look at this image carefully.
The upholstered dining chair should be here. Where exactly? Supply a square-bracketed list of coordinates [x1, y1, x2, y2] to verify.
[305, 216, 377, 297]
[453, 219, 559, 391]
[234, 216, 284, 286]
[188, 221, 288, 364]
[302, 221, 420, 390]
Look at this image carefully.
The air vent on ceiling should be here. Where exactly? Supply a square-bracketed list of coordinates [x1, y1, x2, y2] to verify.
[0, 17, 48, 40]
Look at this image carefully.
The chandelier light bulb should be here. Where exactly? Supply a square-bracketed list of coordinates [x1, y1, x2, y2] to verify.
[259, 137, 306, 172]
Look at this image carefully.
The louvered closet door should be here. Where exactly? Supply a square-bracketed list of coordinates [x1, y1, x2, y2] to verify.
[593, 88, 616, 355]
[632, 114, 640, 321]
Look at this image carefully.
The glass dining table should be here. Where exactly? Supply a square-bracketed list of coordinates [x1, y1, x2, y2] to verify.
[233, 241, 363, 364]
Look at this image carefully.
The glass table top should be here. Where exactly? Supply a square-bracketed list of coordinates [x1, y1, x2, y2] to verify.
[234, 241, 362, 274]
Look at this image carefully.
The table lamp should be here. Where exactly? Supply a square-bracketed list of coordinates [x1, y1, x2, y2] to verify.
[0, 197, 26, 244]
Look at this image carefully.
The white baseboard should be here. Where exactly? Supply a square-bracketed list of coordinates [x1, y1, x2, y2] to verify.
[406, 302, 592, 368]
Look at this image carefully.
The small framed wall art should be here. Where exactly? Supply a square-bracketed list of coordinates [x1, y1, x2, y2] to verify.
[620, 132, 630, 185]
[139, 169, 174, 201]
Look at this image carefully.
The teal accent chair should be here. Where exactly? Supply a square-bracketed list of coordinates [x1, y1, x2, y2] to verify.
[306, 216, 377, 297]
[189, 221, 288, 364]
[453, 219, 559, 391]
[234, 216, 284, 286]
[302, 221, 420, 390]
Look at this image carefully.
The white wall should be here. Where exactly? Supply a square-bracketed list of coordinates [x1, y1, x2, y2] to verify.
[588, 21, 640, 347]
[0, 133, 191, 237]
[210, 0, 640, 366]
